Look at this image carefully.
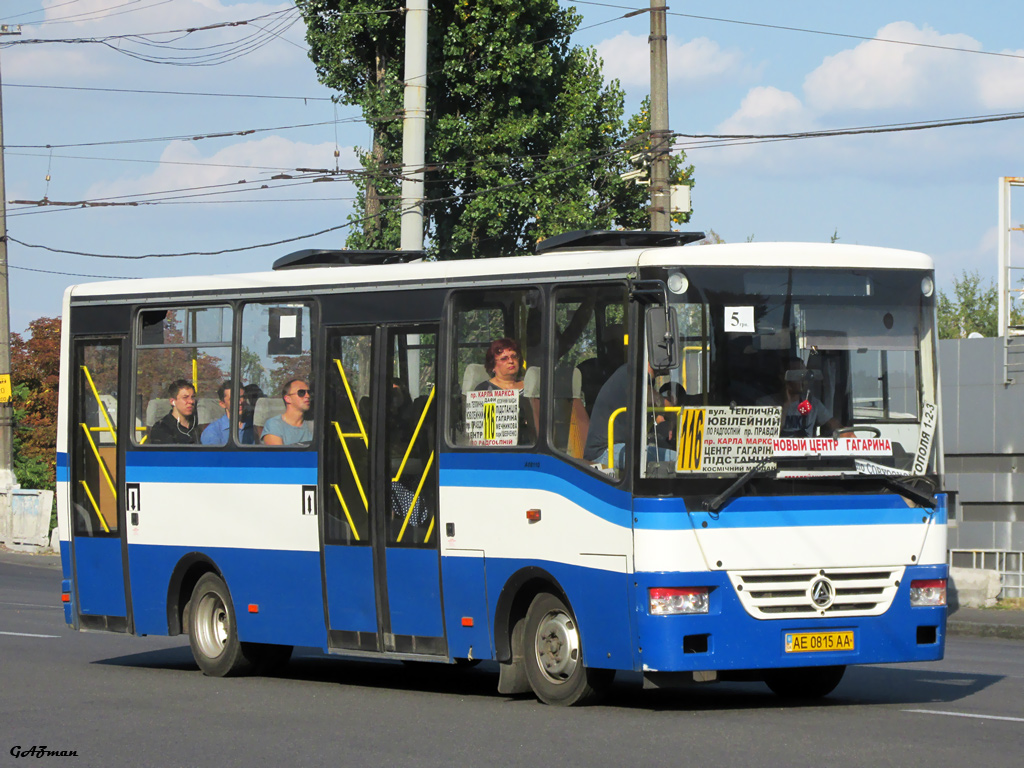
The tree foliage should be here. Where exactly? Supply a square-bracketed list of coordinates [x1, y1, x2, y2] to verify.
[300, 0, 694, 258]
[10, 316, 61, 490]
[936, 270, 1024, 339]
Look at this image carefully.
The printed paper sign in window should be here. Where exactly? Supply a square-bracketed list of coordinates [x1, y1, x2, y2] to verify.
[466, 389, 519, 446]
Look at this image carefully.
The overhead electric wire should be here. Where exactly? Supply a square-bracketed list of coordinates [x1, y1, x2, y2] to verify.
[2, 114, 382, 150]
[670, 111, 1024, 151]
[565, 1, 1024, 61]
[3, 83, 333, 101]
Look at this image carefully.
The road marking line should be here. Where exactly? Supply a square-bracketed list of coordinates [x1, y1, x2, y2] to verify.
[903, 709, 1024, 723]
[0, 631, 60, 638]
[0, 602, 58, 609]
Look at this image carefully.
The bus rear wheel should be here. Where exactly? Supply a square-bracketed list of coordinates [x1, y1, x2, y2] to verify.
[763, 665, 846, 699]
[523, 592, 611, 706]
[188, 573, 254, 677]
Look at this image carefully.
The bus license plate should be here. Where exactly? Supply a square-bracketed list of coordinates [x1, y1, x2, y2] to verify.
[785, 631, 854, 653]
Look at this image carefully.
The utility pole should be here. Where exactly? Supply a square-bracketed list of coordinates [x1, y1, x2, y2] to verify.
[400, 0, 427, 253]
[648, 2, 671, 231]
[0, 25, 22, 497]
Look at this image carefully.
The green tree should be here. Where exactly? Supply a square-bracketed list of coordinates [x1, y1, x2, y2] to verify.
[300, 0, 694, 258]
[937, 270, 999, 339]
[10, 316, 61, 491]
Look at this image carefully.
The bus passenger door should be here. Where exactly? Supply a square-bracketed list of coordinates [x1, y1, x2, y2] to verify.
[68, 338, 129, 630]
[379, 327, 445, 655]
[321, 326, 445, 656]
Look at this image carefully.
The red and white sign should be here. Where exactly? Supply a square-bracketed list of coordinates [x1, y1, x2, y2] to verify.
[773, 436, 892, 456]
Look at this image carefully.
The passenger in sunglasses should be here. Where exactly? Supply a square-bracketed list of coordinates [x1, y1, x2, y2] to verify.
[263, 378, 314, 445]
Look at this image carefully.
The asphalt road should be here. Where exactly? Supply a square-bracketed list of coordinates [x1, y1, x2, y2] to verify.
[2, 554, 1022, 768]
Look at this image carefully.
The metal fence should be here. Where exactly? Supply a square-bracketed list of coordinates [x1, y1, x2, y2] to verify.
[949, 549, 1024, 598]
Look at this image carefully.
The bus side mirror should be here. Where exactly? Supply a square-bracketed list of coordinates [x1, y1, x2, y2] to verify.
[646, 306, 680, 372]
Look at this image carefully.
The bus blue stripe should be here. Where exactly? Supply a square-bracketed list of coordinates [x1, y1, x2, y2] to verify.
[124, 450, 318, 485]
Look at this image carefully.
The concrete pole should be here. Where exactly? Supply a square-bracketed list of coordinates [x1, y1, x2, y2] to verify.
[648, 2, 671, 231]
[400, 0, 428, 253]
[0, 29, 21, 497]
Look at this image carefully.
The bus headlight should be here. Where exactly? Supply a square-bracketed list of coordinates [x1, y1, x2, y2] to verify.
[909, 579, 946, 606]
[649, 587, 709, 615]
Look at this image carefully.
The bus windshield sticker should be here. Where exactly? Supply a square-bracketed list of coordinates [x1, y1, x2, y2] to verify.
[466, 389, 519, 446]
[676, 406, 780, 473]
[912, 401, 937, 475]
[854, 459, 911, 476]
[773, 436, 893, 457]
[724, 306, 755, 333]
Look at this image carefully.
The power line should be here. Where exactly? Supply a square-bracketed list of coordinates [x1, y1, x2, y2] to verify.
[671, 111, 1024, 151]
[3, 82, 333, 102]
[566, 1, 1024, 61]
[2, 115, 382, 149]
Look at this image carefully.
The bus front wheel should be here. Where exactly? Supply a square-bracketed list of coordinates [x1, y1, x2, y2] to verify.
[188, 573, 254, 677]
[763, 665, 846, 699]
[523, 592, 611, 706]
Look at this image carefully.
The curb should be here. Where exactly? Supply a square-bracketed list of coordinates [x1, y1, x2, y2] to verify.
[947, 621, 1024, 641]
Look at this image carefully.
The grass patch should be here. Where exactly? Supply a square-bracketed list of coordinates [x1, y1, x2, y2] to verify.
[988, 597, 1024, 611]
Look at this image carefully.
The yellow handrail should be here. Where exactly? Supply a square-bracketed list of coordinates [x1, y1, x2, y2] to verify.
[681, 345, 706, 393]
[392, 386, 435, 482]
[81, 365, 117, 445]
[396, 451, 435, 544]
[78, 480, 111, 534]
[332, 421, 368, 511]
[79, 423, 117, 500]
[606, 407, 628, 470]
[334, 359, 368, 446]
[424, 516, 435, 544]
[192, 359, 198, 394]
[330, 483, 361, 541]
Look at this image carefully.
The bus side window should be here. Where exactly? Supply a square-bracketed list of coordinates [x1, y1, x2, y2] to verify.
[239, 302, 314, 447]
[447, 288, 540, 448]
[134, 306, 233, 446]
[551, 285, 628, 466]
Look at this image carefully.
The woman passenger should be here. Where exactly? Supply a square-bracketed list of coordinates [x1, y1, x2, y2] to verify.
[476, 338, 525, 392]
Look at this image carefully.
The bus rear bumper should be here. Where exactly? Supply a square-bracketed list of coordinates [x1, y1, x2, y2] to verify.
[633, 564, 947, 673]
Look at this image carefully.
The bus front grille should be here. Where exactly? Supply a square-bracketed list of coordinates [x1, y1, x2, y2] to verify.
[728, 567, 905, 619]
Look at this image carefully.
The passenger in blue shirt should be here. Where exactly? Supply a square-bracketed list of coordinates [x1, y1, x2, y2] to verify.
[201, 380, 254, 445]
[263, 378, 314, 445]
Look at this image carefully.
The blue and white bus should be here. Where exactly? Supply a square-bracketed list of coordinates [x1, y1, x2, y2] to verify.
[56, 230, 948, 705]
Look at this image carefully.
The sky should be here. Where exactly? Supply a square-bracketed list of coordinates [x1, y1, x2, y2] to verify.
[3, 0, 1024, 335]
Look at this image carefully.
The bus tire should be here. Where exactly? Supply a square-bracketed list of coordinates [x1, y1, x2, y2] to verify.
[523, 592, 611, 706]
[764, 665, 846, 699]
[188, 573, 254, 677]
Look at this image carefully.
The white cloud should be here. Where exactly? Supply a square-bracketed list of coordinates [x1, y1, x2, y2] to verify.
[716, 86, 810, 135]
[803, 22, 1024, 112]
[596, 32, 746, 88]
[83, 136, 356, 201]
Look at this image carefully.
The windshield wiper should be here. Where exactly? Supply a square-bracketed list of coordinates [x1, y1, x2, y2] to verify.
[703, 456, 776, 513]
[873, 475, 937, 508]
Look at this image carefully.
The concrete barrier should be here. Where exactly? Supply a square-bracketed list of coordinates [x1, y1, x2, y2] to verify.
[2, 489, 54, 553]
[949, 566, 1003, 609]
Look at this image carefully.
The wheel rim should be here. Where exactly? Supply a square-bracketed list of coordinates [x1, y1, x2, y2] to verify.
[194, 590, 228, 660]
[533, 609, 580, 684]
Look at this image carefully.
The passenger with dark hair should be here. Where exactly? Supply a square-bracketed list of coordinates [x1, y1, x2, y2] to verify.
[476, 338, 524, 392]
[263, 378, 314, 445]
[148, 379, 200, 445]
[201, 380, 254, 445]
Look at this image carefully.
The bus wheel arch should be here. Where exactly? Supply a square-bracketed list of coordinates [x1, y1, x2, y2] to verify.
[493, 567, 570, 664]
[166, 553, 222, 636]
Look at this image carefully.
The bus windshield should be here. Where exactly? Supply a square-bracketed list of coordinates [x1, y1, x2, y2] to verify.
[644, 267, 938, 479]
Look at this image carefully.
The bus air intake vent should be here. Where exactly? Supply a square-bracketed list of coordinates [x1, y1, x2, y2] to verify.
[728, 567, 905, 619]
